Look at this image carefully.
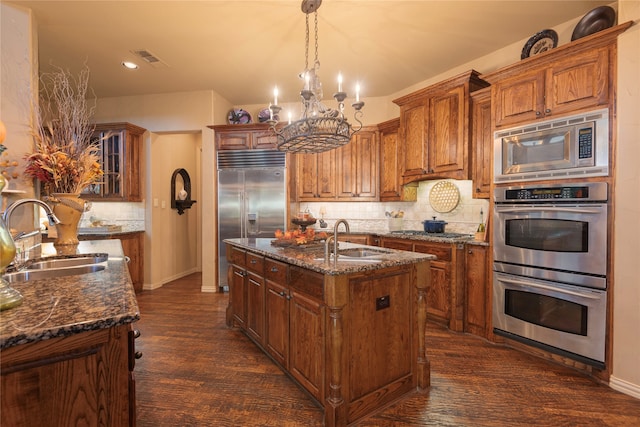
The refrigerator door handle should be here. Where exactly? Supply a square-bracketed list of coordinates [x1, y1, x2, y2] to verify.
[239, 192, 245, 238]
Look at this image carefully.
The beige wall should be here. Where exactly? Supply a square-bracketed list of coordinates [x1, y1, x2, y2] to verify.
[612, 0, 640, 397]
[0, 2, 36, 199]
[145, 132, 200, 288]
[93, 91, 230, 291]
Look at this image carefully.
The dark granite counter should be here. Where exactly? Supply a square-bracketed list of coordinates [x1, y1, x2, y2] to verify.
[224, 238, 435, 276]
[0, 240, 140, 349]
[43, 221, 145, 241]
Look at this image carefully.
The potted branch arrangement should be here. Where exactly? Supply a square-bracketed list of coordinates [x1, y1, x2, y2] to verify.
[24, 65, 103, 249]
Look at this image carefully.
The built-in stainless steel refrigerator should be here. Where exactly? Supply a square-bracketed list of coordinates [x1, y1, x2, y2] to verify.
[217, 149, 286, 291]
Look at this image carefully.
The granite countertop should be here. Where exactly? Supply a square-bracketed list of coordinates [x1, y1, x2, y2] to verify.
[0, 240, 140, 350]
[225, 238, 435, 276]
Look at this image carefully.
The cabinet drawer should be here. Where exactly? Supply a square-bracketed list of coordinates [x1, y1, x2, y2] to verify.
[228, 246, 246, 266]
[289, 266, 324, 301]
[265, 258, 288, 283]
[413, 243, 452, 262]
[246, 252, 264, 274]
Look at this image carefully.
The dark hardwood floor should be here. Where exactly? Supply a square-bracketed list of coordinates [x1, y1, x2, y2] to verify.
[134, 273, 640, 426]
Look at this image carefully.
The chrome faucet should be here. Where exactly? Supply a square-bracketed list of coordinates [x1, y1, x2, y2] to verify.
[325, 219, 350, 264]
[2, 198, 60, 240]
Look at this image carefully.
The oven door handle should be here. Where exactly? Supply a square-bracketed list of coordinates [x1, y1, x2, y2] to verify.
[495, 206, 603, 215]
[498, 276, 601, 299]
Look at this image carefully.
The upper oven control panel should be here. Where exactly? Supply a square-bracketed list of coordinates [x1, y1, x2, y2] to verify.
[495, 182, 608, 203]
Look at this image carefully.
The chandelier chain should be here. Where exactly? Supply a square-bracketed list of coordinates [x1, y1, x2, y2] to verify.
[314, 10, 319, 66]
[305, 13, 310, 71]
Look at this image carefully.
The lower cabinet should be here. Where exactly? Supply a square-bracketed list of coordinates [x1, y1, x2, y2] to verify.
[227, 246, 247, 328]
[1, 324, 137, 427]
[381, 237, 465, 331]
[464, 244, 490, 338]
[118, 232, 144, 292]
[264, 260, 325, 401]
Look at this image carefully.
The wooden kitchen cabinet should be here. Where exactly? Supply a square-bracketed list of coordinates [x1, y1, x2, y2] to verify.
[297, 150, 336, 200]
[464, 244, 490, 339]
[1, 324, 136, 427]
[264, 258, 289, 367]
[336, 127, 378, 200]
[227, 246, 247, 328]
[288, 267, 325, 400]
[393, 70, 489, 185]
[378, 118, 417, 202]
[470, 87, 492, 199]
[85, 122, 146, 201]
[212, 123, 279, 150]
[264, 259, 326, 401]
[297, 128, 378, 202]
[380, 237, 465, 331]
[481, 24, 631, 129]
[245, 251, 266, 345]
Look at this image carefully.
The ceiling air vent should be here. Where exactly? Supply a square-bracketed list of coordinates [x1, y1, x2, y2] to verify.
[131, 49, 169, 68]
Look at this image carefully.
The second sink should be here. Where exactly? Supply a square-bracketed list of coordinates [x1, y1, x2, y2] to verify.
[338, 248, 393, 258]
[24, 254, 108, 270]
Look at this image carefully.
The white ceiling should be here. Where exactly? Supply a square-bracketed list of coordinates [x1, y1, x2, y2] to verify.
[6, 1, 614, 105]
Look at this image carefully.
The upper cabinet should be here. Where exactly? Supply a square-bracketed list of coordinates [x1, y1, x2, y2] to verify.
[211, 123, 278, 150]
[378, 118, 417, 202]
[297, 127, 379, 202]
[336, 126, 378, 201]
[84, 122, 146, 202]
[482, 23, 632, 129]
[297, 150, 336, 200]
[470, 87, 492, 199]
[393, 70, 489, 185]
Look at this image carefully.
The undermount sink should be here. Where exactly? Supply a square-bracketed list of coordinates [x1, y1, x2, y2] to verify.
[24, 254, 108, 270]
[2, 264, 106, 284]
[338, 248, 392, 258]
[2, 254, 109, 284]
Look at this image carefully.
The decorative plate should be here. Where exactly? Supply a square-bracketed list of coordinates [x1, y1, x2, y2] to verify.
[429, 180, 460, 213]
[227, 108, 252, 124]
[521, 29, 558, 60]
[571, 6, 616, 41]
[258, 108, 278, 123]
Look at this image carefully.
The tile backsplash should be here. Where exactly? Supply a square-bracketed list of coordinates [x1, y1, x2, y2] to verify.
[79, 202, 145, 227]
[301, 179, 490, 234]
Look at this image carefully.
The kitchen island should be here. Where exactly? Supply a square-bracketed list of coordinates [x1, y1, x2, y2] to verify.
[0, 240, 140, 427]
[225, 238, 434, 427]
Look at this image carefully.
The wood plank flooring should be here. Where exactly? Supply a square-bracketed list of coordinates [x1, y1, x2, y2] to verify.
[134, 273, 640, 426]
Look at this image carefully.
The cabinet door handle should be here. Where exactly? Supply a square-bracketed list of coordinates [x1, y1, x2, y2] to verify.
[124, 256, 131, 264]
[286, 295, 292, 301]
[250, 259, 257, 264]
[133, 329, 141, 339]
[271, 267, 279, 272]
[536, 111, 541, 116]
[279, 291, 286, 297]
[135, 351, 143, 360]
[545, 108, 551, 113]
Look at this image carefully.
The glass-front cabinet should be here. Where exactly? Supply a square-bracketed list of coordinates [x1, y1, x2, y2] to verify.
[84, 122, 146, 201]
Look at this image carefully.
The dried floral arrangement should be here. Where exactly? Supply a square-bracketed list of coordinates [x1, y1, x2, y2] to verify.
[24, 65, 103, 195]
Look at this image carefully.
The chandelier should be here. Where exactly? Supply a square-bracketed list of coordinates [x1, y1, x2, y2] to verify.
[268, 0, 364, 154]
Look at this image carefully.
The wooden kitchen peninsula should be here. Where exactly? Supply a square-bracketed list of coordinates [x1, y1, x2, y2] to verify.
[225, 238, 434, 427]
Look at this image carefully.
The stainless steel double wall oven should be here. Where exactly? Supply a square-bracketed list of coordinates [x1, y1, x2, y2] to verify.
[492, 109, 610, 369]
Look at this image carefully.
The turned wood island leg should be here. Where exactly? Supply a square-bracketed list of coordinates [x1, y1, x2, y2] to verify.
[324, 274, 348, 427]
[415, 261, 431, 389]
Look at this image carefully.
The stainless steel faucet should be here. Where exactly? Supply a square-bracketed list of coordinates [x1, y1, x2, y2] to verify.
[325, 219, 350, 264]
[2, 198, 60, 240]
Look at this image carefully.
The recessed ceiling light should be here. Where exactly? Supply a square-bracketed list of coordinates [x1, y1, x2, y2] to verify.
[122, 61, 139, 70]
